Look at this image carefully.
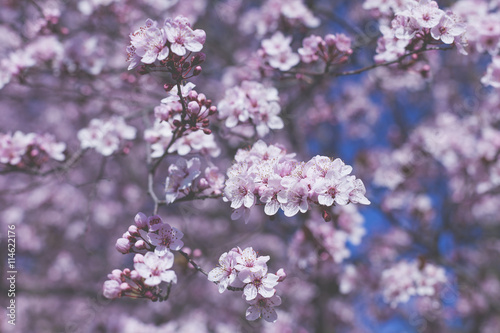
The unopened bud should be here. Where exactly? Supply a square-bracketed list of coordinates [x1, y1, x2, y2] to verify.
[164, 84, 174, 92]
[193, 66, 202, 76]
[134, 212, 148, 229]
[133, 253, 145, 264]
[120, 282, 131, 291]
[116, 238, 131, 254]
[208, 106, 217, 116]
[128, 225, 139, 236]
[277, 268, 287, 282]
[188, 90, 198, 100]
[203, 128, 212, 135]
[135, 240, 146, 250]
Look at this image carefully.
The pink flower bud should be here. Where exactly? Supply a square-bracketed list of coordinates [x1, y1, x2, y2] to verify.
[203, 128, 212, 135]
[120, 282, 131, 291]
[277, 268, 287, 282]
[128, 225, 139, 236]
[193, 66, 202, 76]
[130, 270, 140, 280]
[188, 101, 200, 116]
[188, 90, 198, 100]
[197, 93, 206, 105]
[133, 253, 145, 264]
[134, 212, 148, 229]
[103, 280, 121, 299]
[135, 240, 146, 250]
[208, 106, 217, 116]
[110, 269, 122, 280]
[198, 178, 209, 190]
[116, 238, 131, 254]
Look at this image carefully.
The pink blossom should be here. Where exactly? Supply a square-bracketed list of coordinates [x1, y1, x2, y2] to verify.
[481, 56, 500, 88]
[164, 15, 206, 56]
[245, 294, 282, 322]
[207, 251, 239, 293]
[147, 222, 184, 255]
[165, 157, 201, 203]
[134, 251, 177, 286]
[240, 268, 279, 301]
[430, 14, 466, 44]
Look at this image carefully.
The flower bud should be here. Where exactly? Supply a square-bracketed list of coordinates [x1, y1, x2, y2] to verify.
[134, 212, 148, 229]
[193, 66, 202, 76]
[188, 101, 200, 116]
[208, 106, 217, 116]
[188, 90, 198, 100]
[135, 240, 146, 250]
[110, 269, 123, 280]
[103, 280, 121, 299]
[130, 270, 140, 280]
[203, 128, 212, 135]
[277, 268, 287, 282]
[163, 84, 174, 92]
[128, 225, 139, 236]
[116, 238, 131, 254]
[133, 253, 145, 264]
[120, 282, 131, 291]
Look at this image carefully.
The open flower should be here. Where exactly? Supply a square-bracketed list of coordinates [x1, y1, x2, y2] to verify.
[245, 294, 282, 322]
[147, 223, 184, 255]
[134, 252, 177, 286]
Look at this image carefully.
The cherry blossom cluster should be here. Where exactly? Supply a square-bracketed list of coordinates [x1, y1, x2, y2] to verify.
[223, 140, 370, 222]
[144, 80, 220, 158]
[240, 0, 319, 36]
[288, 206, 365, 269]
[259, 32, 300, 71]
[104, 213, 184, 301]
[374, 0, 467, 63]
[0, 35, 65, 90]
[165, 157, 224, 204]
[298, 33, 353, 65]
[208, 246, 286, 322]
[217, 81, 283, 138]
[144, 119, 220, 158]
[452, 0, 500, 56]
[0, 131, 66, 167]
[156, 82, 217, 134]
[481, 56, 500, 88]
[126, 16, 206, 80]
[380, 260, 447, 308]
[77, 116, 137, 156]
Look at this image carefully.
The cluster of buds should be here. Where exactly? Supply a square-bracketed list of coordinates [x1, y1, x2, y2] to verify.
[208, 247, 286, 322]
[104, 213, 184, 301]
[103, 252, 176, 302]
[298, 33, 353, 65]
[157, 82, 217, 136]
[127, 16, 206, 81]
[115, 213, 184, 255]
